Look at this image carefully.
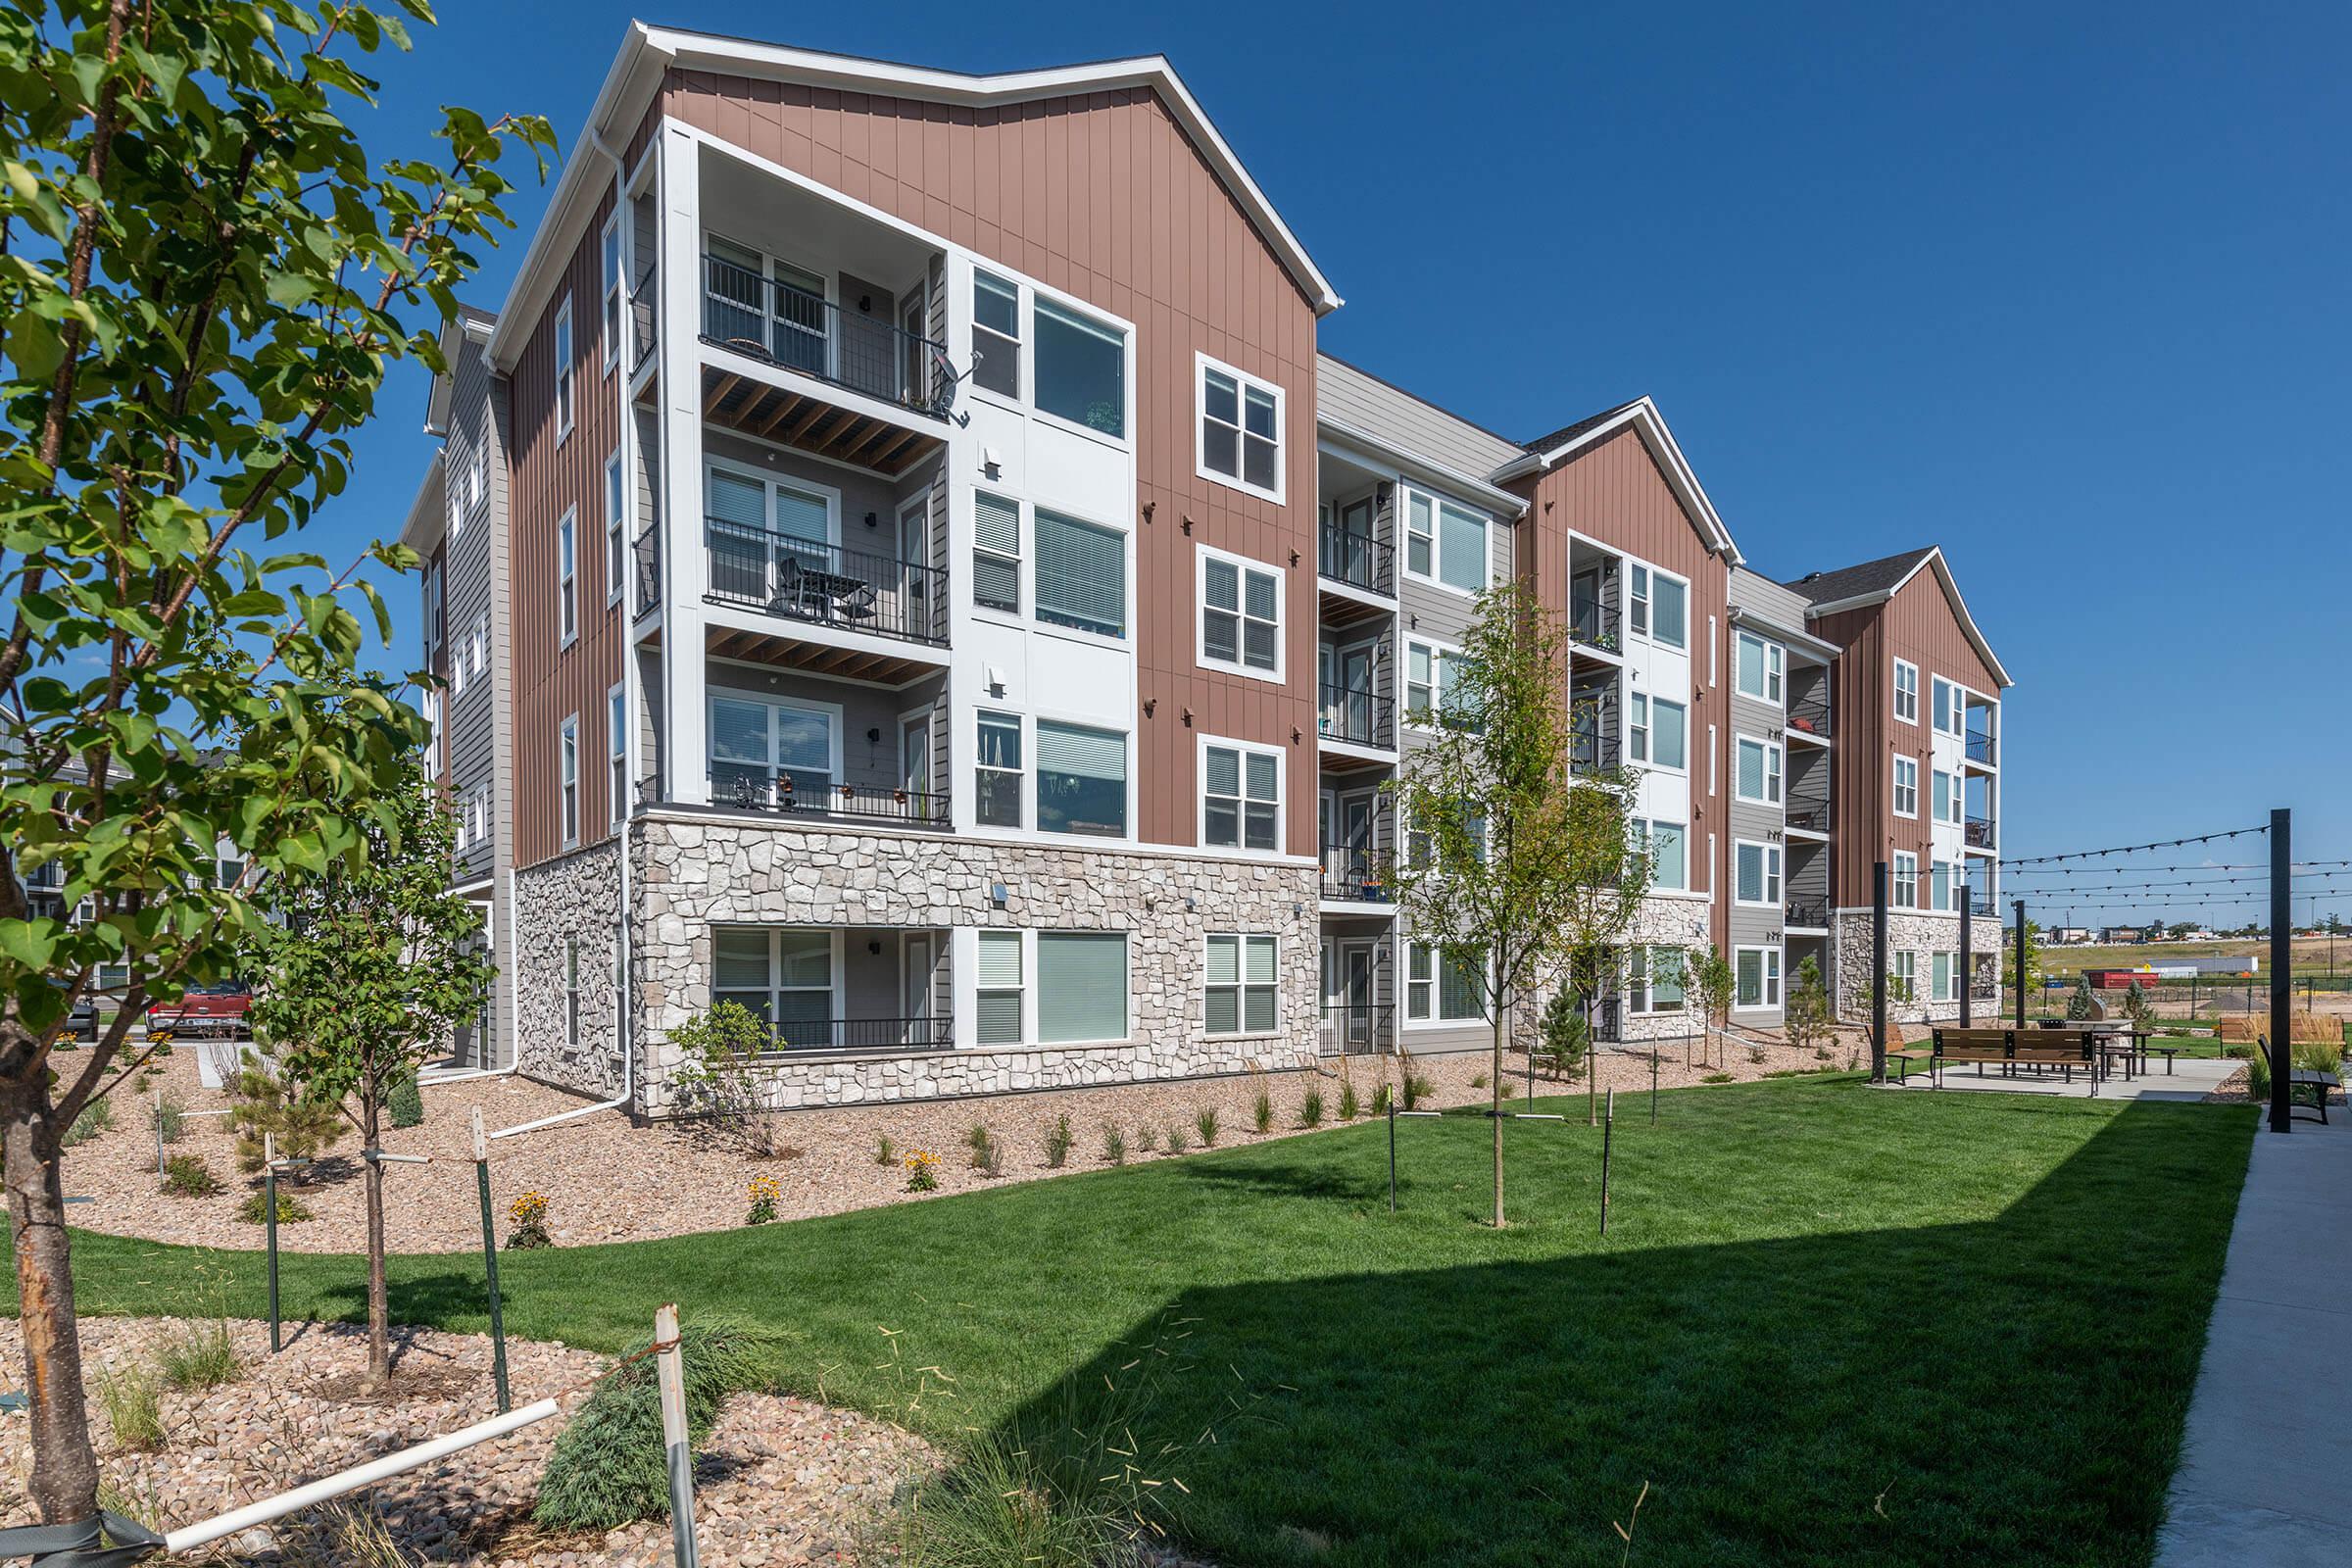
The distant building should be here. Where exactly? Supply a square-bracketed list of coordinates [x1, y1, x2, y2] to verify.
[2048, 926, 2091, 945]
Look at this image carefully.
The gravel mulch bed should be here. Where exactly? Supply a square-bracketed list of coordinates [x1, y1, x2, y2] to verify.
[0, 1317, 932, 1568]
[67, 1029, 1854, 1255]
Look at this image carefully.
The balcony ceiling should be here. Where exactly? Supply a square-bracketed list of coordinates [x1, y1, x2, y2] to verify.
[704, 620, 942, 687]
[703, 367, 944, 476]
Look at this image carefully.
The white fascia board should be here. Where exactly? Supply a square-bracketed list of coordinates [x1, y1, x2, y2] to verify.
[1801, 549, 2012, 689]
[1729, 603, 1840, 662]
[398, 449, 447, 557]
[1315, 417, 1528, 516]
[1488, 398, 1742, 564]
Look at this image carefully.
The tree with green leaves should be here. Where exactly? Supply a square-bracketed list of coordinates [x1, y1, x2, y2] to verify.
[244, 754, 490, 1388]
[2067, 975, 2097, 1020]
[1685, 945, 1735, 1070]
[1787, 954, 1834, 1066]
[0, 1, 547, 1528]
[1387, 579, 1650, 1228]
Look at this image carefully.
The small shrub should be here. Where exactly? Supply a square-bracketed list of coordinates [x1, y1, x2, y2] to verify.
[2224, 1042, 2255, 1060]
[1813, 1047, 1834, 1061]
[745, 1174, 779, 1226]
[1402, 1072, 1435, 1111]
[1747, 1047, 1768, 1065]
[62, 1096, 114, 1149]
[1339, 1077, 1360, 1120]
[386, 1070, 424, 1130]
[1195, 1107, 1219, 1146]
[1166, 1125, 1191, 1154]
[97, 1362, 164, 1452]
[668, 1003, 796, 1158]
[1470, 1071, 1488, 1089]
[874, 1133, 898, 1166]
[506, 1190, 554, 1250]
[1043, 1113, 1074, 1169]
[974, 1136, 1004, 1178]
[155, 1318, 239, 1392]
[228, 1050, 341, 1173]
[2244, 1046, 2272, 1102]
[161, 1155, 219, 1198]
[1499, 1081, 1516, 1101]
[1102, 1126, 1126, 1165]
[965, 1123, 995, 1168]
[905, 1151, 940, 1193]
[1135, 1124, 1158, 1153]
[2294, 1038, 2343, 1076]
[236, 1189, 312, 1225]
[1252, 1083, 1273, 1134]
[1701, 1071, 1736, 1084]
[154, 1093, 186, 1145]
[1371, 1082, 1394, 1115]
[1298, 1089, 1325, 1127]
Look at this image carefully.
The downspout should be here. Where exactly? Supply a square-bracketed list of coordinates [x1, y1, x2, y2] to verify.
[492, 121, 636, 1140]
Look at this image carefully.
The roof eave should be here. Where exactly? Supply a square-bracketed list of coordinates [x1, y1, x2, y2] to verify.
[1315, 416, 1528, 517]
[398, 450, 447, 557]
[1489, 399, 1743, 564]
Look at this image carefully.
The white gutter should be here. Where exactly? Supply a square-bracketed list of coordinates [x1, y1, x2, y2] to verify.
[492, 121, 637, 1143]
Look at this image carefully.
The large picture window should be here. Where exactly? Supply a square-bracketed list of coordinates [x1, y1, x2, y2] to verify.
[1198, 355, 1282, 500]
[1034, 299, 1125, 437]
[1736, 947, 1783, 1010]
[1635, 816, 1687, 891]
[1630, 946, 1688, 1014]
[1205, 934, 1278, 1035]
[1735, 630, 1783, 703]
[1034, 510, 1125, 638]
[1037, 720, 1126, 838]
[710, 692, 834, 808]
[1039, 932, 1127, 1043]
[1736, 736, 1783, 804]
[1647, 696, 1688, 770]
[713, 927, 833, 1049]
[1403, 489, 1489, 595]
[1407, 943, 1483, 1023]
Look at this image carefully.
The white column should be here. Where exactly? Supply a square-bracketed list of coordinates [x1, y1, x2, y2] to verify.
[658, 123, 710, 806]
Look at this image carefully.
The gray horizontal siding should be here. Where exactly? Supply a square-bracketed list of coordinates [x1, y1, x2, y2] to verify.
[1315, 355, 1524, 480]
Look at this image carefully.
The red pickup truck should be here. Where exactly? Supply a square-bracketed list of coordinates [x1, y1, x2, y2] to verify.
[146, 981, 252, 1040]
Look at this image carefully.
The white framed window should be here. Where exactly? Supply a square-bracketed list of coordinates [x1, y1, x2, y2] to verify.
[1630, 816, 1687, 891]
[1647, 567, 1689, 650]
[1204, 934, 1278, 1035]
[1932, 951, 1956, 1004]
[972, 490, 1021, 614]
[608, 683, 627, 827]
[600, 214, 622, 371]
[713, 927, 837, 1049]
[1934, 767, 1961, 825]
[1932, 858, 1954, 912]
[559, 714, 579, 847]
[1197, 545, 1283, 678]
[974, 710, 1023, 828]
[1891, 949, 1918, 1002]
[1892, 851, 1919, 908]
[1034, 508, 1126, 640]
[1933, 676, 1959, 735]
[423, 562, 442, 654]
[1404, 637, 1464, 727]
[604, 448, 625, 607]
[1406, 942, 1484, 1023]
[1629, 693, 1649, 762]
[466, 443, 486, 518]
[470, 790, 486, 851]
[556, 507, 577, 646]
[1200, 738, 1282, 854]
[969, 269, 1022, 400]
[1892, 755, 1919, 818]
[468, 614, 486, 684]
[1639, 695, 1687, 771]
[1630, 945, 1688, 1015]
[976, 930, 1023, 1045]
[1034, 297, 1126, 439]
[1735, 735, 1783, 805]
[1892, 658, 1919, 724]
[564, 938, 580, 1049]
[1037, 719, 1127, 839]
[450, 628, 469, 701]
[1196, 353, 1283, 501]
[1735, 947, 1783, 1010]
[1735, 630, 1783, 704]
[710, 690, 837, 807]
[1039, 931, 1128, 1044]
[1735, 840, 1783, 906]
[553, 295, 574, 442]
[1401, 487, 1490, 595]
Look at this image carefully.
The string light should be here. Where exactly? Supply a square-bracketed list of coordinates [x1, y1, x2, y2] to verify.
[1995, 824, 2270, 867]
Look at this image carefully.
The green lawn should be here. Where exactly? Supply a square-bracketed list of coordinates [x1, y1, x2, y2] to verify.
[32, 1079, 2251, 1567]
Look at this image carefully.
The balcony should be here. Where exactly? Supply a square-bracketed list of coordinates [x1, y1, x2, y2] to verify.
[1569, 688, 1620, 779]
[633, 528, 662, 616]
[757, 1015, 957, 1054]
[706, 519, 946, 648]
[1784, 797, 1831, 835]
[710, 770, 952, 831]
[1786, 692, 1832, 742]
[1965, 815, 1997, 850]
[1785, 897, 1829, 930]
[1320, 847, 1393, 906]
[1969, 887, 2000, 918]
[1318, 523, 1395, 600]
[1966, 728, 1996, 767]
[703, 252, 950, 420]
[1318, 683, 1396, 754]
[1319, 1004, 1395, 1056]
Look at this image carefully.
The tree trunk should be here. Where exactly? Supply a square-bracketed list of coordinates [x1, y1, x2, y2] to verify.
[1, 1069, 101, 1528]
[1490, 1005, 1505, 1229]
[363, 1090, 390, 1389]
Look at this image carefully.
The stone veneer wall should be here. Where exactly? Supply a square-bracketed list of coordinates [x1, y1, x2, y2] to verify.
[629, 816, 1319, 1117]
[1511, 894, 1715, 1051]
[513, 842, 626, 1098]
[1833, 910, 2001, 1025]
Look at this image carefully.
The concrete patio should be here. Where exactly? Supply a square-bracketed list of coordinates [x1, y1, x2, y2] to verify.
[1881, 1054, 2238, 1102]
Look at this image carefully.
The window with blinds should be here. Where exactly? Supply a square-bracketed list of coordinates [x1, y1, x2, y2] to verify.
[1034, 510, 1124, 637]
[973, 490, 1020, 613]
[1200, 550, 1280, 674]
[709, 693, 832, 806]
[1202, 743, 1279, 853]
[1038, 932, 1127, 1043]
[976, 930, 1023, 1045]
[1204, 934, 1278, 1035]
[1034, 300, 1126, 438]
[1037, 720, 1126, 838]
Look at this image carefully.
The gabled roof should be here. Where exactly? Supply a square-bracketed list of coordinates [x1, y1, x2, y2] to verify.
[489, 24, 1338, 368]
[1489, 396, 1742, 565]
[1785, 545, 2012, 689]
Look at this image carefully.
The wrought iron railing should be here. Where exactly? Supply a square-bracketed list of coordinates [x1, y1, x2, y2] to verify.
[1318, 682, 1394, 750]
[1591, 997, 1623, 1044]
[758, 1015, 956, 1054]
[1317, 524, 1394, 597]
[1319, 849, 1393, 904]
[1966, 728, 1996, 766]
[1784, 898, 1829, 929]
[705, 515, 947, 645]
[710, 770, 952, 829]
[1569, 602, 1621, 653]
[702, 253, 950, 417]
[629, 270, 659, 375]
[1965, 815, 1996, 849]
[1969, 888, 2000, 917]
[1785, 798, 1832, 834]
[1318, 1004, 1394, 1056]
[1786, 693, 1832, 740]
[633, 529, 661, 615]
[1569, 696, 1619, 776]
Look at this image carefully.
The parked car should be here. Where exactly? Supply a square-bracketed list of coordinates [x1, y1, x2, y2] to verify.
[146, 980, 252, 1040]
[49, 981, 98, 1044]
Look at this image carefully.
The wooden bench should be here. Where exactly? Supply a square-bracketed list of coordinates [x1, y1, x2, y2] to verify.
[1931, 1027, 2098, 1093]
[2289, 1070, 2340, 1125]
[1885, 1021, 1935, 1084]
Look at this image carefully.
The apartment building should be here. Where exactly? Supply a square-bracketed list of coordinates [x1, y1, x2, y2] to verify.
[409, 22, 2011, 1114]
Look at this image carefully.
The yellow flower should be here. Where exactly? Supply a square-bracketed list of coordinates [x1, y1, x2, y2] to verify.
[509, 1190, 548, 1224]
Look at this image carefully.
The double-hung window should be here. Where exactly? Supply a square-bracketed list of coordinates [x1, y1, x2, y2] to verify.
[556, 508, 577, 645]
[1893, 659, 1919, 723]
[468, 616, 487, 685]
[559, 715, 579, 846]
[1199, 548, 1281, 676]
[972, 491, 1021, 613]
[1644, 696, 1687, 770]
[1736, 841, 1782, 906]
[1034, 510, 1125, 638]
[1202, 741, 1280, 853]
[1735, 631, 1784, 703]
[1631, 946, 1687, 1014]
[1932, 951, 1956, 1004]
[553, 295, 574, 441]
[1932, 858, 1954, 912]
[714, 927, 833, 1049]
[976, 931, 1023, 1045]
[1893, 756, 1919, 818]
[1198, 355, 1282, 499]
[1636, 817, 1687, 890]
[1402, 489, 1489, 594]
[1736, 736, 1783, 804]
[1204, 934, 1278, 1035]
[971, 270, 1021, 399]
[1891, 950, 1918, 1002]
[1933, 767, 1958, 824]
[1892, 852, 1920, 908]
[1630, 566, 1651, 638]
[1405, 639, 1463, 727]
[600, 216, 622, 371]
[608, 685, 627, 827]
[710, 692, 834, 808]
[1035, 299, 1125, 437]
[975, 710, 1023, 828]
[605, 449, 625, 606]
[1407, 943, 1483, 1023]
[1037, 720, 1126, 838]
[1933, 677, 1958, 735]
[1039, 932, 1127, 1043]
[1629, 693, 1650, 762]
[1736, 948, 1783, 1009]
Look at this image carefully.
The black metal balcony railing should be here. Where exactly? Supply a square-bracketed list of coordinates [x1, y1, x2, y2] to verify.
[633, 528, 661, 615]
[1320, 849, 1393, 905]
[1785, 898, 1829, 930]
[1966, 729, 1996, 766]
[759, 1015, 956, 1054]
[1784, 798, 1832, 834]
[703, 253, 951, 418]
[706, 515, 947, 646]
[629, 270, 659, 375]
[1318, 524, 1395, 597]
[1786, 693, 1832, 740]
[1569, 695, 1619, 776]
[1318, 1004, 1394, 1056]
[1569, 602, 1621, 654]
[1318, 683, 1395, 750]
[1965, 815, 1996, 849]
[711, 770, 953, 829]
[1969, 888, 2000, 917]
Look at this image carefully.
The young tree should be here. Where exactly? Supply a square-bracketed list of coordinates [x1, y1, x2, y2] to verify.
[1388, 579, 1649, 1227]
[1786, 955, 1834, 1064]
[2066, 975, 2097, 1020]
[1685, 946, 1735, 1069]
[245, 754, 491, 1388]
[0, 3, 547, 1528]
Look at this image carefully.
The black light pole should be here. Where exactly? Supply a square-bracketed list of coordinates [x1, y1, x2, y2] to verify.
[1872, 860, 1888, 1082]
[2013, 900, 2028, 1028]
[2269, 808, 2291, 1135]
[1959, 882, 1973, 1028]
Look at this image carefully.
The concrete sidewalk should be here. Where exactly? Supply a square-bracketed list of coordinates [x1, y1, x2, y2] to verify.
[2156, 1111, 2352, 1567]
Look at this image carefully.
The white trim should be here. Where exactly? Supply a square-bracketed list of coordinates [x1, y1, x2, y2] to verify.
[1201, 932, 1283, 1041]
[1401, 631, 1463, 731]
[1733, 838, 1783, 908]
[1892, 851, 1921, 909]
[555, 507, 578, 649]
[1733, 627, 1784, 707]
[607, 681, 628, 828]
[1891, 657, 1920, 725]
[558, 713, 580, 849]
[552, 294, 575, 443]
[1733, 732, 1783, 807]
[604, 446, 625, 608]
[1398, 483, 1494, 599]
[1034, 929, 1133, 1047]
[1491, 397, 1742, 565]
[1732, 944, 1784, 1012]
[1892, 754, 1920, 819]
[1791, 548, 2010, 688]
[1194, 542, 1287, 684]
[706, 681, 846, 795]
[1196, 732, 1287, 857]
[599, 211, 622, 373]
[705, 452, 844, 546]
[1194, 351, 1287, 505]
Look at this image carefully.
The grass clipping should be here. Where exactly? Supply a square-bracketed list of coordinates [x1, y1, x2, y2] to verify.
[533, 1318, 783, 1532]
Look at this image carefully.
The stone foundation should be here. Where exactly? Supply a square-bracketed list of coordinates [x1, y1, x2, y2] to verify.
[1833, 910, 2002, 1025]
[514, 842, 626, 1098]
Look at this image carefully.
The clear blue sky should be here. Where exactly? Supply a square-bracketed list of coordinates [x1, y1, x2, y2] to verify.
[324, 1, 2351, 926]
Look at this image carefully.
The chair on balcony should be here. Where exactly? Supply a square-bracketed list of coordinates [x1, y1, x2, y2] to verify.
[770, 555, 833, 622]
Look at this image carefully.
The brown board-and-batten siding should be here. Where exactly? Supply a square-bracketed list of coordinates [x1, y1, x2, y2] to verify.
[509, 183, 626, 871]
[662, 74, 1324, 857]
